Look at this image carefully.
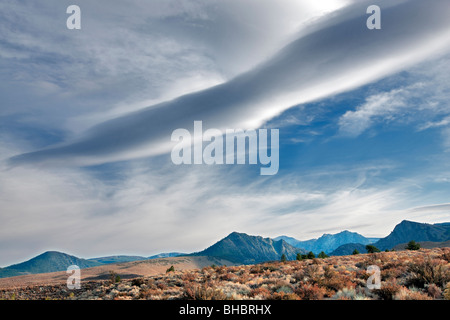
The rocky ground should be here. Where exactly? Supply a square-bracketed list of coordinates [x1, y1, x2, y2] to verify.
[1, 248, 449, 300]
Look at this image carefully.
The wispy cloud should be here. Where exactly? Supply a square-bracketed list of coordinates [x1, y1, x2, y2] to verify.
[420, 117, 450, 131]
[338, 88, 408, 136]
[0, 155, 393, 265]
[1, 136, 449, 265]
[409, 203, 450, 213]
[338, 54, 450, 141]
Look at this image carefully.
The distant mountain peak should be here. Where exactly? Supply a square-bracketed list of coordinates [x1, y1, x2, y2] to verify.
[375, 220, 450, 250]
[227, 231, 253, 239]
[40, 251, 65, 256]
[399, 220, 422, 225]
[276, 230, 378, 254]
[192, 232, 305, 264]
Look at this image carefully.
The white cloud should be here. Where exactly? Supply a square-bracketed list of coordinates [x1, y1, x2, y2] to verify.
[339, 88, 407, 136]
[338, 54, 450, 138]
[420, 116, 450, 131]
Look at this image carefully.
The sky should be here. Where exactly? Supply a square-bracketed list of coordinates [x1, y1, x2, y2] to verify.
[1, 0, 450, 266]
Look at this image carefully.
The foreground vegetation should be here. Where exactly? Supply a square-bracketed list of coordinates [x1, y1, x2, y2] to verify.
[1, 248, 449, 300]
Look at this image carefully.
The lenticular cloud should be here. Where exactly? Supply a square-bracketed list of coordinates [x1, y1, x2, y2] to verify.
[9, 0, 450, 167]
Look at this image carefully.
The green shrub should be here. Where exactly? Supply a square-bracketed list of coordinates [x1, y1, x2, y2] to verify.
[307, 251, 315, 259]
[166, 265, 175, 273]
[109, 271, 121, 283]
[366, 245, 380, 253]
[405, 240, 421, 250]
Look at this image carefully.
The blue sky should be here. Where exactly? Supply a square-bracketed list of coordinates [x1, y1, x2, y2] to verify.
[1, 0, 450, 266]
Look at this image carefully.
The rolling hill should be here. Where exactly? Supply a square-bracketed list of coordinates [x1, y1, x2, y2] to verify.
[0, 255, 235, 290]
[88, 252, 187, 264]
[147, 252, 186, 259]
[0, 251, 101, 279]
[88, 255, 148, 264]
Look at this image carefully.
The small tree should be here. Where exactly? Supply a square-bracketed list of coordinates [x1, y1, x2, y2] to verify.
[406, 240, 421, 250]
[296, 253, 303, 261]
[280, 254, 287, 262]
[109, 270, 121, 284]
[318, 251, 328, 259]
[352, 249, 360, 255]
[366, 245, 381, 253]
[166, 265, 175, 273]
[307, 251, 315, 259]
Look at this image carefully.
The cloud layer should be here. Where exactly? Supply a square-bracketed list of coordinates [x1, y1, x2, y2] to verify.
[8, 0, 450, 167]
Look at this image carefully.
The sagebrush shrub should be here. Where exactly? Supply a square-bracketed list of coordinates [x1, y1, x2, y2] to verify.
[394, 287, 432, 300]
[426, 284, 442, 299]
[302, 264, 321, 283]
[139, 288, 162, 299]
[131, 278, 145, 287]
[439, 250, 450, 263]
[407, 258, 450, 288]
[373, 282, 400, 300]
[324, 278, 355, 292]
[295, 283, 327, 300]
[271, 291, 299, 300]
[181, 272, 196, 282]
[332, 287, 366, 300]
[249, 287, 271, 299]
[444, 282, 450, 300]
[183, 283, 227, 300]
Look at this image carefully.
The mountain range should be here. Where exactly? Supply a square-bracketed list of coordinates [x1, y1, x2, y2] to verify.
[326, 220, 450, 256]
[0, 251, 102, 278]
[0, 252, 185, 279]
[1, 220, 449, 279]
[274, 230, 379, 254]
